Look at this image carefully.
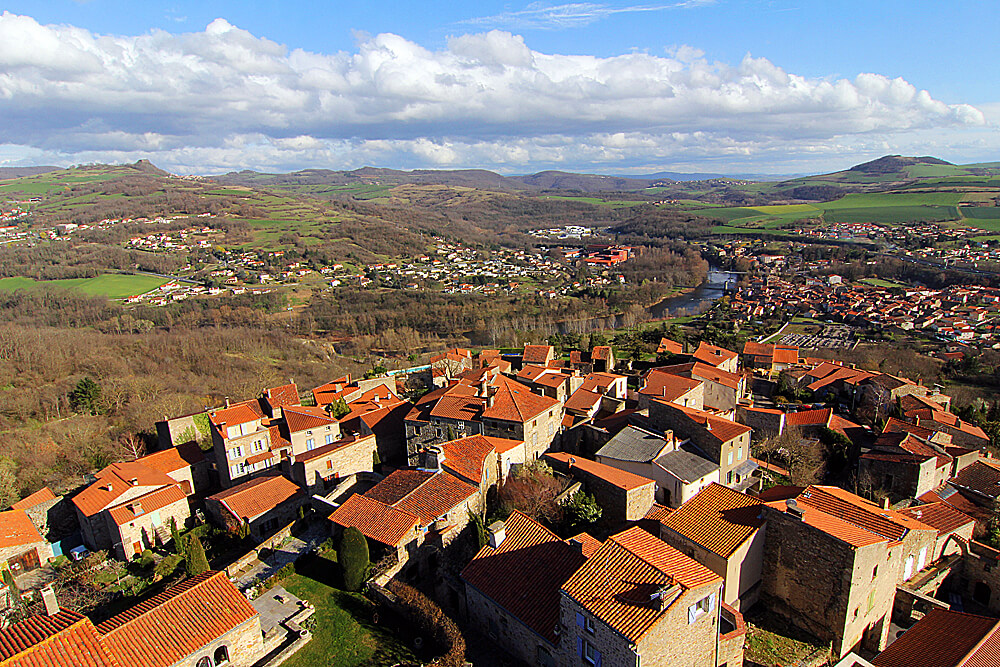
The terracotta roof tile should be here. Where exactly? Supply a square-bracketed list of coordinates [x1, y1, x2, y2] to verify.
[138, 442, 204, 475]
[283, 405, 338, 434]
[640, 371, 702, 402]
[330, 494, 419, 546]
[428, 394, 484, 422]
[97, 571, 258, 667]
[657, 338, 684, 355]
[11, 487, 56, 511]
[365, 469, 434, 505]
[72, 462, 177, 517]
[569, 532, 602, 558]
[0, 509, 44, 549]
[872, 608, 1000, 667]
[653, 401, 751, 443]
[562, 527, 720, 642]
[564, 389, 603, 414]
[952, 460, 1000, 499]
[295, 434, 374, 464]
[660, 483, 764, 558]
[264, 383, 300, 408]
[482, 375, 559, 423]
[440, 435, 496, 486]
[644, 503, 673, 522]
[544, 452, 655, 491]
[785, 408, 833, 428]
[898, 502, 974, 536]
[107, 484, 187, 526]
[209, 399, 264, 428]
[461, 510, 587, 644]
[522, 345, 554, 365]
[592, 346, 612, 361]
[764, 499, 886, 548]
[0, 610, 121, 667]
[693, 342, 737, 367]
[208, 474, 303, 522]
[393, 471, 477, 525]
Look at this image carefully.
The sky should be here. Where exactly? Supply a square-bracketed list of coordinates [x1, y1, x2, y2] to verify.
[0, 1, 998, 176]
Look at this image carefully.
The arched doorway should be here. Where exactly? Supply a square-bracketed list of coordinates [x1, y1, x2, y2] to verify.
[973, 581, 991, 606]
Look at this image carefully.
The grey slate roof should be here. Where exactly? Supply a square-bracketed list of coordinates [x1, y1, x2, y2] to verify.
[596, 425, 670, 463]
[654, 444, 719, 483]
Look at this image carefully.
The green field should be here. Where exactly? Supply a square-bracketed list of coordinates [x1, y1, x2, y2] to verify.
[861, 278, 908, 288]
[961, 206, 1000, 220]
[540, 195, 649, 208]
[0, 274, 170, 298]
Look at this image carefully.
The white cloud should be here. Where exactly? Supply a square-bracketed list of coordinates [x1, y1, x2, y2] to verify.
[0, 11, 992, 174]
[458, 2, 715, 30]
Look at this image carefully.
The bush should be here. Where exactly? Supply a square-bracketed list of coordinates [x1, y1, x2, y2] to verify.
[260, 562, 296, 592]
[339, 526, 370, 592]
[185, 534, 209, 576]
[562, 491, 602, 532]
[385, 581, 466, 667]
[154, 554, 182, 579]
[138, 549, 155, 570]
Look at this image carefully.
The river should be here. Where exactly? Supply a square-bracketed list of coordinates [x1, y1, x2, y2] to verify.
[648, 266, 739, 319]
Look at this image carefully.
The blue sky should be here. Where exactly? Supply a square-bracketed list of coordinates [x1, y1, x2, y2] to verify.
[0, 1, 997, 174]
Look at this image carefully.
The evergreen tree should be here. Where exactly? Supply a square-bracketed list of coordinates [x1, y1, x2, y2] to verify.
[185, 534, 209, 576]
[70, 377, 102, 414]
[339, 526, 370, 592]
[330, 398, 351, 419]
[170, 518, 184, 557]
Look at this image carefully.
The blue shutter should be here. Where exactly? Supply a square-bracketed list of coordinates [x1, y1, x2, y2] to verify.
[687, 604, 696, 624]
[709, 592, 717, 614]
[575, 612, 585, 628]
[594, 649, 603, 667]
[577, 637, 583, 657]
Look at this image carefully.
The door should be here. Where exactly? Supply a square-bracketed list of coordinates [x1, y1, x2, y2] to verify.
[917, 547, 927, 572]
[903, 555, 914, 580]
[133, 541, 142, 556]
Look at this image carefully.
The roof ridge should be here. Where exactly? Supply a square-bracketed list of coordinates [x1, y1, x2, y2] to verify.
[956, 617, 1000, 666]
[607, 529, 679, 584]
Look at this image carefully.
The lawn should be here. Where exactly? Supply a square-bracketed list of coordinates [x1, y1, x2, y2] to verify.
[744, 610, 829, 666]
[0, 273, 169, 298]
[861, 277, 908, 289]
[280, 555, 420, 667]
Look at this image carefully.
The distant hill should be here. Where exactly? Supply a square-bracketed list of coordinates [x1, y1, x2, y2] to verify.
[849, 155, 952, 174]
[0, 166, 61, 179]
[507, 170, 655, 191]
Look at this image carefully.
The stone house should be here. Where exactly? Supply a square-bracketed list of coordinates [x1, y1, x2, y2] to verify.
[904, 408, 990, 450]
[139, 442, 211, 496]
[11, 486, 63, 540]
[481, 375, 562, 460]
[638, 371, 704, 411]
[579, 372, 627, 400]
[544, 452, 656, 523]
[897, 502, 975, 563]
[282, 405, 344, 456]
[0, 509, 53, 575]
[557, 526, 727, 667]
[71, 461, 191, 558]
[522, 344, 555, 368]
[516, 365, 578, 404]
[330, 467, 480, 571]
[206, 474, 305, 541]
[655, 362, 745, 415]
[871, 607, 1000, 667]
[659, 483, 766, 611]
[285, 433, 378, 495]
[461, 511, 740, 667]
[758, 485, 938, 659]
[590, 345, 615, 373]
[692, 341, 739, 373]
[649, 400, 755, 492]
[209, 399, 275, 488]
[595, 425, 718, 508]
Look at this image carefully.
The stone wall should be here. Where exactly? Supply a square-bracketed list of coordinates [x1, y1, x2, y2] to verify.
[857, 455, 936, 500]
[719, 602, 746, 667]
[111, 496, 192, 559]
[290, 435, 377, 495]
[464, 583, 555, 666]
[173, 616, 265, 667]
[544, 454, 655, 523]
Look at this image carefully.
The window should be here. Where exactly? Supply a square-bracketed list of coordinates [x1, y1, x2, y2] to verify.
[687, 593, 715, 624]
[737, 446, 742, 460]
[917, 546, 927, 572]
[196, 658, 212, 667]
[585, 616, 595, 635]
[325, 434, 334, 445]
[214, 646, 230, 665]
[306, 438, 315, 450]
[229, 445, 243, 460]
[726, 470, 733, 484]
[872, 565, 878, 581]
[327, 460, 333, 470]
[867, 588, 876, 613]
[583, 641, 600, 665]
[727, 451, 733, 465]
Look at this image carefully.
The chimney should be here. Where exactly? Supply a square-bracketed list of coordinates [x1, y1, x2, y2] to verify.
[425, 446, 445, 470]
[41, 586, 59, 617]
[105, 483, 113, 493]
[225, 397, 231, 408]
[130, 478, 139, 487]
[649, 584, 680, 611]
[786, 498, 805, 520]
[488, 521, 506, 549]
[880, 497, 890, 510]
[486, 390, 495, 409]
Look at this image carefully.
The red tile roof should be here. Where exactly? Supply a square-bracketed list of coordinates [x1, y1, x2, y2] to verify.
[365, 469, 435, 505]
[0, 610, 121, 667]
[592, 345, 612, 361]
[522, 344, 554, 365]
[283, 405, 338, 434]
[0, 509, 44, 549]
[428, 394, 484, 422]
[440, 435, 496, 486]
[264, 383, 300, 409]
[908, 408, 988, 441]
[138, 442, 204, 476]
[569, 532, 603, 558]
[872, 608, 1000, 667]
[562, 526, 720, 642]
[660, 483, 764, 558]
[209, 399, 264, 428]
[693, 341, 737, 367]
[785, 408, 833, 428]
[11, 487, 56, 511]
[794, 485, 933, 544]
[72, 462, 177, 517]
[330, 494, 419, 546]
[641, 371, 701, 402]
[654, 401, 751, 443]
[482, 375, 559, 423]
[97, 571, 258, 667]
[461, 510, 587, 644]
[644, 503, 673, 522]
[393, 471, 477, 525]
[107, 484, 187, 526]
[208, 474, 303, 522]
[544, 452, 655, 491]
[898, 502, 974, 536]
[657, 338, 683, 355]
[564, 389, 603, 414]
[764, 499, 886, 548]
[294, 434, 374, 464]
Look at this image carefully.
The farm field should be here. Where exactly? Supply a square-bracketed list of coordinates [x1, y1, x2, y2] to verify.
[0, 273, 170, 298]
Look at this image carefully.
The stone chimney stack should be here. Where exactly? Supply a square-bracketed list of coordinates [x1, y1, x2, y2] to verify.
[488, 521, 506, 549]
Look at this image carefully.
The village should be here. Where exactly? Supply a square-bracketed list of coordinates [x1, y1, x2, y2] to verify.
[1, 330, 999, 667]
